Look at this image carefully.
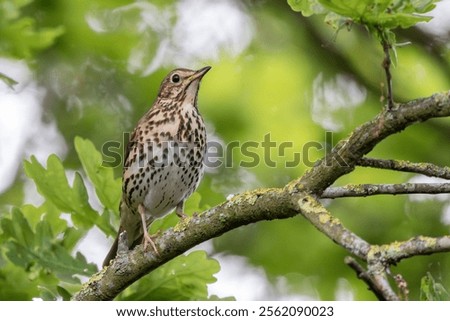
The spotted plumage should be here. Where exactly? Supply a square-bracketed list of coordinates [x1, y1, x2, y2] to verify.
[103, 67, 210, 267]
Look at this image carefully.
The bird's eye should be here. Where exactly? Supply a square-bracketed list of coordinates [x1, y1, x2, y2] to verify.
[171, 74, 181, 83]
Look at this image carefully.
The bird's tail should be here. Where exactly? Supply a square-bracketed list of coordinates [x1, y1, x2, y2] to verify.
[102, 232, 120, 268]
[102, 200, 144, 267]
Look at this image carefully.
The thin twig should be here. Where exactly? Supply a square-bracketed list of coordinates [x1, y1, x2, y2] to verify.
[344, 257, 385, 300]
[321, 183, 450, 199]
[370, 270, 399, 301]
[393, 274, 409, 300]
[358, 157, 450, 179]
[379, 30, 394, 109]
[344, 257, 395, 301]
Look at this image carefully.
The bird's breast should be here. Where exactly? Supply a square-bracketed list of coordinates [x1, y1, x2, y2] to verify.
[122, 104, 206, 217]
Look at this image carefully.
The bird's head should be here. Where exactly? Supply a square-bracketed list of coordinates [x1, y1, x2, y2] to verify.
[157, 66, 211, 105]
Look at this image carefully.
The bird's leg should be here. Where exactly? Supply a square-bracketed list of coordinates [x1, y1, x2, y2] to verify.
[175, 201, 188, 219]
[138, 204, 159, 255]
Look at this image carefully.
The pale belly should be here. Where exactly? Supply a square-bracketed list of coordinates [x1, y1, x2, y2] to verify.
[141, 163, 203, 217]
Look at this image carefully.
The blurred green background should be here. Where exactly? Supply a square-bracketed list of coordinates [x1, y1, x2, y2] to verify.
[0, 0, 449, 300]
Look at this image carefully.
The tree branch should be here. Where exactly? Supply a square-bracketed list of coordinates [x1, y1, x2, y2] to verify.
[321, 183, 450, 198]
[357, 157, 450, 179]
[347, 235, 450, 300]
[292, 194, 371, 259]
[291, 91, 450, 195]
[344, 235, 450, 301]
[73, 90, 450, 301]
[345, 257, 398, 301]
[73, 188, 298, 300]
[373, 235, 450, 263]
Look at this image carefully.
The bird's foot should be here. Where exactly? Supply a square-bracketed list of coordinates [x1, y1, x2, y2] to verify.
[143, 231, 159, 255]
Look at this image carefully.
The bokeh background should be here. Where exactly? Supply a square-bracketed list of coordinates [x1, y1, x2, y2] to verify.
[1, 0, 450, 300]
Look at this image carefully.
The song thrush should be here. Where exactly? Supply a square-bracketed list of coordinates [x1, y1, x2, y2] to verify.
[103, 66, 210, 267]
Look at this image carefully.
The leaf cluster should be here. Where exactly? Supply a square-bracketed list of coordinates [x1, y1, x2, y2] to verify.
[0, 0, 64, 86]
[0, 138, 221, 300]
[0, 0, 64, 59]
[288, 0, 437, 44]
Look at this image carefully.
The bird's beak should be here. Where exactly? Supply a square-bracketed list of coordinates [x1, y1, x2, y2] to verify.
[185, 66, 210, 102]
[191, 66, 211, 81]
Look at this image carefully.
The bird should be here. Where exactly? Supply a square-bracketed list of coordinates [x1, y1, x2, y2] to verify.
[103, 66, 210, 267]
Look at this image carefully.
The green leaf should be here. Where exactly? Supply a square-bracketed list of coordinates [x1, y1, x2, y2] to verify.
[23, 155, 114, 235]
[420, 272, 449, 301]
[19, 203, 85, 252]
[62, 227, 85, 251]
[19, 204, 46, 230]
[74, 136, 121, 214]
[287, 0, 326, 16]
[0, 0, 64, 59]
[0, 262, 40, 300]
[320, 0, 436, 29]
[149, 192, 208, 233]
[24, 155, 87, 213]
[5, 237, 97, 283]
[120, 251, 220, 300]
[0, 0, 33, 20]
[288, 0, 438, 31]
[2, 208, 98, 284]
[184, 191, 209, 214]
[57, 286, 73, 301]
[1, 207, 35, 248]
[35, 220, 53, 249]
[39, 287, 57, 301]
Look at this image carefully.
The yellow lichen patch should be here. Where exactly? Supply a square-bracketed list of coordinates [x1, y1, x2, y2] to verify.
[173, 216, 193, 232]
[297, 194, 343, 227]
[381, 242, 402, 258]
[319, 213, 331, 224]
[230, 188, 270, 206]
[413, 235, 437, 247]
[297, 194, 317, 211]
[318, 212, 328, 223]
[319, 212, 342, 226]
[366, 245, 381, 261]
[90, 270, 106, 282]
[285, 180, 304, 194]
